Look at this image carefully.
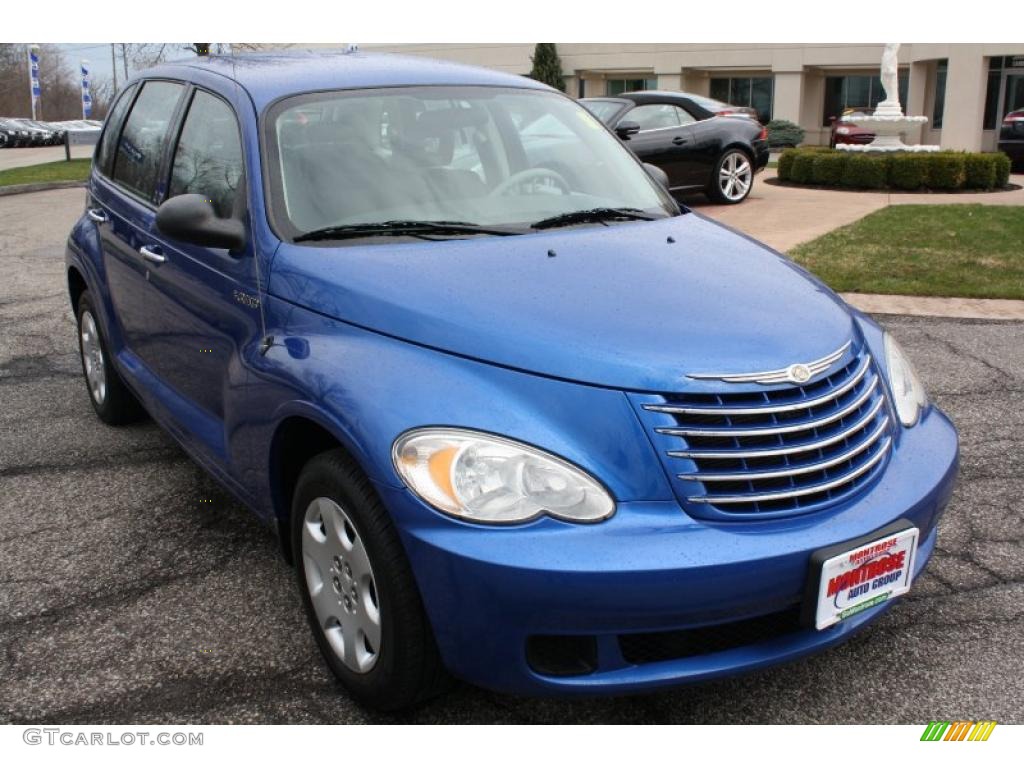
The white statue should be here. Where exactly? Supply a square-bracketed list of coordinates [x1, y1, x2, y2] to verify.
[836, 41, 937, 152]
[877, 43, 902, 116]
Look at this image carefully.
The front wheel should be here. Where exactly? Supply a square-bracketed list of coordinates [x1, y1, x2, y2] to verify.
[708, 149, 754, 204]
[292, 449, 448, 710]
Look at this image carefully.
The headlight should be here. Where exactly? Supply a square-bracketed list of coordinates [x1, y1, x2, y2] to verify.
[884, 333, 928, 426]
[392, 428, 615, 524]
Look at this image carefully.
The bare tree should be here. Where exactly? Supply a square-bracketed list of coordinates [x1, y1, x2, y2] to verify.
[0, 43, 92, 120]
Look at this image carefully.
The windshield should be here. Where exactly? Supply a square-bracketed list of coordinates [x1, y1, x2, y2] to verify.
[264, 86, 675, 241]
[582, 99, 627, 125]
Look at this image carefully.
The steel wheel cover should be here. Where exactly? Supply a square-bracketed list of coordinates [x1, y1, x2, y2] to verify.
[80, 311, 106, 405]
[302, 497, 382, 674]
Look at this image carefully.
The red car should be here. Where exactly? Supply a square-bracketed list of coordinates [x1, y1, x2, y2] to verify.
[829, 111, 875, 148]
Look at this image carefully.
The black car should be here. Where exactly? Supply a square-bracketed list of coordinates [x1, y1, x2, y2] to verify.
[582, 91, 770, 204]
[998, 109, 1024, 171]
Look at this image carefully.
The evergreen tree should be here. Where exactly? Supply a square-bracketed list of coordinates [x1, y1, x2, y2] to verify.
[528, 43, 565, 92]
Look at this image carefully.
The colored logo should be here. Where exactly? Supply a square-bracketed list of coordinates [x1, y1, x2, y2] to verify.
[920, 721, 996, 741]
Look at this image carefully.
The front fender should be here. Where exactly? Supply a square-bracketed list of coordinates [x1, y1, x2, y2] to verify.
[244, 294, 676, 525]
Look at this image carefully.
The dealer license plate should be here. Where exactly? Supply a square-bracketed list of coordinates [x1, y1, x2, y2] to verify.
[812, 526, 919, 630]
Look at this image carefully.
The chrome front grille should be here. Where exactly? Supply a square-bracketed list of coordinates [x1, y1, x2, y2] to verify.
[633, 344, 894, 518]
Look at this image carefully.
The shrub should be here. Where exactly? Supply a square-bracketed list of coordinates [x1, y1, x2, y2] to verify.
[993, 152, 1012, 187]
[778, 147, 1011, 191]
[811, 152, 847, 185]
[766, 119, 805, 148]
[790, 152, 816, 184]
[888, 154, 930, 190]
[841, 154, 888, 189]
[964, 153, 996, 189]
[928, 153, 966, 189]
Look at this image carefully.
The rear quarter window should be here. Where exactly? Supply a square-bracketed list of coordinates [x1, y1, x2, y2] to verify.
[94, 84, 137, 178]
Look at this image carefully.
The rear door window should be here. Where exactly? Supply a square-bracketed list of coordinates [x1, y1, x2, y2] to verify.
[112, 80, 185, 203]
[168, 90, 244, 218]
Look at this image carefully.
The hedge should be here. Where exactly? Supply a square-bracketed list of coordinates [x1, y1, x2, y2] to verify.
[842, 155, 888, 189]
[811, 153, 847, 186]
[790, 152, 816, 184]
[777, 147, 1012, 191]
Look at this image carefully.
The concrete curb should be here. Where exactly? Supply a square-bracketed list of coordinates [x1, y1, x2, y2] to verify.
[842, 292, 1024, 321]
[0, 180, 85, 197]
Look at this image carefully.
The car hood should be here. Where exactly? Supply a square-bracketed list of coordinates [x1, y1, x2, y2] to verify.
[268, 214, 857, 392]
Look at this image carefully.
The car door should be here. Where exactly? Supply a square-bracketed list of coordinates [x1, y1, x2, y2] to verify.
[92, 79, 186, 377]
[675, 104, 725, 187]
[619, 103, 696, 190]
[130, 86, 262, 471]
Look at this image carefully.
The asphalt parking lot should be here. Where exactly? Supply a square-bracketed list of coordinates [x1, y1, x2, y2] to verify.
[1, 188, 1022, 724]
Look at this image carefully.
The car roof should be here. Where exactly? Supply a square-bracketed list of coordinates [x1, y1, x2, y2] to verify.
[618, 90, 706, 101]
[136, 50, 552, 111]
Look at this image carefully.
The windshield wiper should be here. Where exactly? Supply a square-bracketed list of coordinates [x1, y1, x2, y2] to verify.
[294, 220, 521, 243]
[530, 207, 657, 230]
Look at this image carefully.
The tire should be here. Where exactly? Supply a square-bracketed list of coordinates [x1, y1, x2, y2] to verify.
[708, 148, 755, 204]
[76, 291, 145, 425]
[292, 449, 449, 710]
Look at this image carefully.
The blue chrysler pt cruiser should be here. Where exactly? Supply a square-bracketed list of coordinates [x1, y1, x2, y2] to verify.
[66, 52, 958, 710]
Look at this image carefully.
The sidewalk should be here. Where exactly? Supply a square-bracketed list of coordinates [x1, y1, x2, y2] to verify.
[840, 293, 1024, 320]
[694, 169, 1024, 253]
[693, 169, 1024, 321]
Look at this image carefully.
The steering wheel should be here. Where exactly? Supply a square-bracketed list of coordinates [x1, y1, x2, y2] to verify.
[488, 167, 570, 198]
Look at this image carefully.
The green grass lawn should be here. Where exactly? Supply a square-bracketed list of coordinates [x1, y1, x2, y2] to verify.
[790, 204, 1024, 300]
[0, 158, 91, 187]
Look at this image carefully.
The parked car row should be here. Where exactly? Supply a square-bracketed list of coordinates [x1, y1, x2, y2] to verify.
[0, 118, 101, 148]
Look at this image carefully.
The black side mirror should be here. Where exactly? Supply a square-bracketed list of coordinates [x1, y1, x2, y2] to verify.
[615, 120, 641, 140]
[643, 163, 670, 190]
[155, 194, 246, 252]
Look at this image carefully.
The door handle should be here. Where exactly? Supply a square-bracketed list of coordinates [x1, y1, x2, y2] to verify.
[672, 136, 688, 146]
[139, 245, 166, 265]
[87, 208, 108, 223]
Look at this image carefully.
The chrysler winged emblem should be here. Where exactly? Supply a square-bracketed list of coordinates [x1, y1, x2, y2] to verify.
[688, 341, 851, 385]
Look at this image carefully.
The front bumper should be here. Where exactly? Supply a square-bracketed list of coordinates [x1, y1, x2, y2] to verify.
[378, 406, 958, 696]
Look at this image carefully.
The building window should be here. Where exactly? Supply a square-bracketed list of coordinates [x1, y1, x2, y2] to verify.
[982, 56, 1012, 131]
[607, 78, 656, 96]
[710, 77, 774, 123]
[933, 60, 947, 129]
[823, 72, 910, 126]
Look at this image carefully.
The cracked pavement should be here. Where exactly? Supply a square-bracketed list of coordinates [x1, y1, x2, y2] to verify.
[1, 188, 1022, 724]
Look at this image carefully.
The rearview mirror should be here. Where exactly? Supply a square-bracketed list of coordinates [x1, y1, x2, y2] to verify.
[643, 163, 670, 190]
[615, 120, 641, 140]
[155, 194, 246, 252]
